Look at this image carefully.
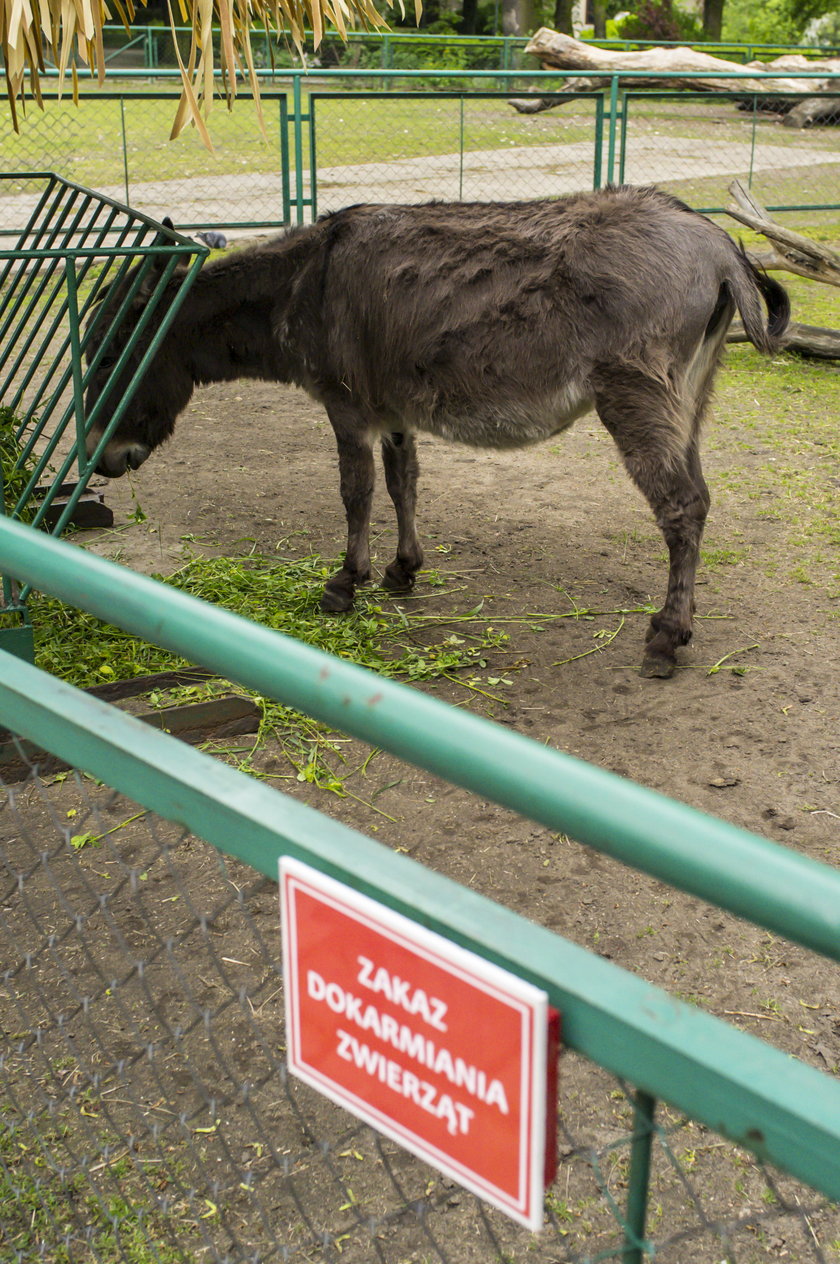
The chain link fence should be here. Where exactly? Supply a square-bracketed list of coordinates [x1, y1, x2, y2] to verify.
[3, 748, 839, 1264]
[2, 73, 838, 233]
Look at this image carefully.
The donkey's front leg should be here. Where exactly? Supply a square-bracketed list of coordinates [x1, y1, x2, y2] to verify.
[380, 431, 424, 593]
[322, 406, 375, 613]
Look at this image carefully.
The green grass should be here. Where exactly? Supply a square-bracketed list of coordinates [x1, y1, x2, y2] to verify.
[31, 550, 509, 689]
[29, 550, 513, 791]
[711, 265, 840, 601]
[0, 406, 39, 524]
[0, 1111, 195, 1264]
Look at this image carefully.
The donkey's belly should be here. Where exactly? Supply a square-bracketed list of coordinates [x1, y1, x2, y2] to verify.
[419, 385, 594, 449]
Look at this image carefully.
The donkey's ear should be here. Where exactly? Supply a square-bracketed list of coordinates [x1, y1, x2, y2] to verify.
[138, 252, 190, 299]
[162, 216, 175, 233]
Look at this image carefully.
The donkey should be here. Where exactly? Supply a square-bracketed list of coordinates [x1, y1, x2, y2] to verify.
[85, 186, 789, 677]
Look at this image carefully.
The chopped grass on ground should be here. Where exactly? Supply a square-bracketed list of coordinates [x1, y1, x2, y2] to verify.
[29, 550, 512, 794]
[32, 550, 509, 688]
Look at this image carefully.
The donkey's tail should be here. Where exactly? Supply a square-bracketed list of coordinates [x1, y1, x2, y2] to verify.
[728, 249, 790, 354]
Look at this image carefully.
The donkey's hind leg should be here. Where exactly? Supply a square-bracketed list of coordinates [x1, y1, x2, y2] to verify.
[380, 431, 424, 593]
[322, 401, 375, 613]
[593, 369, 710, 678]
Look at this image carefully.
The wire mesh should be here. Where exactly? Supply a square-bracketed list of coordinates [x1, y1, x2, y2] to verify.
[2, 739, 839, 1264]
[0, 104, 291, 234]
[2, 79, 838, 234]
[309, 92, 604, 214]
[618, 91, 840, 211]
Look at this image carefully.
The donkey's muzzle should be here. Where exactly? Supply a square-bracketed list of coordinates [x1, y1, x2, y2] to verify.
[93, 442, 152, 478]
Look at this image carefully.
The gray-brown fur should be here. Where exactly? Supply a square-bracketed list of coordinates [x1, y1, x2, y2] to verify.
[85, 186, 789, 677]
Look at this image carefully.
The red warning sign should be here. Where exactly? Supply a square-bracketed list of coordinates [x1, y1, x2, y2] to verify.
[280, 857, 557, 1230]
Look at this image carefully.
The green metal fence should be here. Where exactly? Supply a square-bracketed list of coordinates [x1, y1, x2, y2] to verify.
[3, 68, 838, 233]
[0, 173, 206, 657]
[76, 26, 840, 73]
[1, 513, 839, 1261]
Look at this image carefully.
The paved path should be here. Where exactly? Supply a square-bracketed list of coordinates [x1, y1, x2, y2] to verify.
[2, 133, 838, 234]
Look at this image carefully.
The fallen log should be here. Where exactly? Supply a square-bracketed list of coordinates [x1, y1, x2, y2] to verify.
[724, 182, 840, 359]
[728, 322, 840, 359]
[783, 96, 840, 128]
[512, 29, 840, 126]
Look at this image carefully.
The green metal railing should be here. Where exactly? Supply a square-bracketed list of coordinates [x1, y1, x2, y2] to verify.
[1, 513, 840, 1251]
[0, 173, 206, 657]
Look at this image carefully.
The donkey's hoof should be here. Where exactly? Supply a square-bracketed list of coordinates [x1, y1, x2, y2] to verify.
[640, 652, 676, 679]
[381, 565, 416, 594]
[320, 586, 354, 614]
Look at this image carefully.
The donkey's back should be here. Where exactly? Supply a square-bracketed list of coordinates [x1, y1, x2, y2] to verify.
[308, 188, 782, 453]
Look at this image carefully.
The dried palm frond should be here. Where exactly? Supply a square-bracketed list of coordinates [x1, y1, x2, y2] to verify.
[1, 0, 419, 145]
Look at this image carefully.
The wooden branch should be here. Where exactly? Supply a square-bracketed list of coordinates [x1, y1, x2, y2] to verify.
[728, 180, 840, 288]
[728, 321, 840, 359]
[783, 97, 840, 129]
[523, 29, 840, 98]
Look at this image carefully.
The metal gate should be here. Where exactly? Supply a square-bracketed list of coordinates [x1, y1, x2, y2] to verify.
[0, 172, 205, 659]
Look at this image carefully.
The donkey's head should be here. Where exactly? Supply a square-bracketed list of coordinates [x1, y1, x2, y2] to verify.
[85, 252, 196, 478]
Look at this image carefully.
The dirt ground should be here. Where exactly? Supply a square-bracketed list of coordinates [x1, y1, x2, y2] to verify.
[81, 371, 839, 1045]
[7, 360, 839, 1261]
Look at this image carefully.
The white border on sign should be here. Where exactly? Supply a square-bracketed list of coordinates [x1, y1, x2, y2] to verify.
[280, 856, 548, 1231]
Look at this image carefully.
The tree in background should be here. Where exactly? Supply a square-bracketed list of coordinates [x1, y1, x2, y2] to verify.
[721, 0, 840, 45]
[702, 0, 723, 41]
[620, 0, 701, 42]
[552, 0, 575, 35]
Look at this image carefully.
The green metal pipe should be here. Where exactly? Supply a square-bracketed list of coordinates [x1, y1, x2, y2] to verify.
[292, 75, 305, 225]
[34, 66, 840, 81]
[66, 25, 839, 58]
[606, 75, 620, 184]
[622, 1091, 656, 1263]
[0, 516, 839, 970]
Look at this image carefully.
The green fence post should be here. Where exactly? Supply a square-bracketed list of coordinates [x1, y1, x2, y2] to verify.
[606, 73, 620, 184]
[622, 1090, 656, 1264]
[618, 90, 630, 185]
[748, 94, 758, 189]
[308, 94, 318, 222]
[593, 93, 604, 189]
[292, 74, 306, 224]
[120, 98, 130, 206]
[280, 97, 291, 225]
[62, 259, 87, 472]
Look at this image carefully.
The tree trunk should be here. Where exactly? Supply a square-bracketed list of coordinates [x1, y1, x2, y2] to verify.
[461, 0, 480, 34]
[520, 28, 840, 102]
[502, 0, 535, 37]
[591, 0, 607, 39]
[783, 96, 840, 128]
[702, 0, 725, 42]
[552, 0, 574, 35]
[727, 179, 840, 287]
